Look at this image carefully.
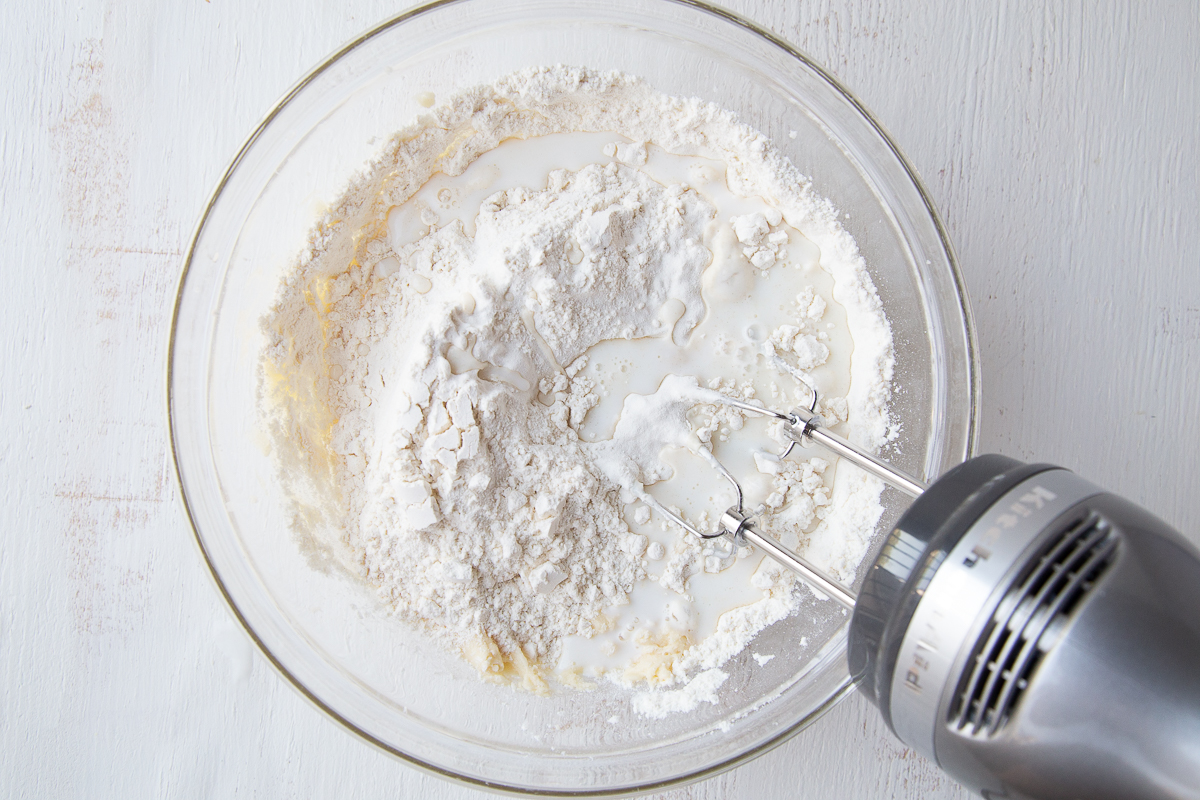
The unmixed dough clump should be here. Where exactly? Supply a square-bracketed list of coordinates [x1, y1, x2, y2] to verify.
[261, 66, 894, 704]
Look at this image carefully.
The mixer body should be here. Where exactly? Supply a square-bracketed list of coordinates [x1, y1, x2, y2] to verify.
[849, 455, 1200, 800]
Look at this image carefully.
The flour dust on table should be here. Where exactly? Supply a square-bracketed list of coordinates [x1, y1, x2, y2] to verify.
[260, 66, 894, 715]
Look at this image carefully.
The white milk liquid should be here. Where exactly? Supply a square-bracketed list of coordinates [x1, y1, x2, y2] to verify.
[387, 132, 854, 682]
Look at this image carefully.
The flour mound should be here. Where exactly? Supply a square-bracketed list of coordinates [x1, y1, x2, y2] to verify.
[260, 65, 894, 698]
[351, 162, 716, 673]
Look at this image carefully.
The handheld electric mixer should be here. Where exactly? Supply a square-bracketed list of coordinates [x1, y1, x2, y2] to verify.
[663, 390, 1200, 800]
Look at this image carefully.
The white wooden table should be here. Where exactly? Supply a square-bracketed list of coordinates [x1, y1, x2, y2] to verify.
[3, 2, 1196, 797]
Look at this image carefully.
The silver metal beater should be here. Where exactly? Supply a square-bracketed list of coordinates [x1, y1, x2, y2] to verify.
[652, 387, 928, 611]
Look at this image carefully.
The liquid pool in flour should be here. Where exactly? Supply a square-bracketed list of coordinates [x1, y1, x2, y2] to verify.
[259, 66, 895, 716]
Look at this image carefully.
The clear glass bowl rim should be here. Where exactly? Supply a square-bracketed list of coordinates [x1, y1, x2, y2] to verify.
[166, 0, 982, 794]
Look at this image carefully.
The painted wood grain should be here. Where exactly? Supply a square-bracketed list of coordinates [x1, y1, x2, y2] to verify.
[1, 1, 1195, 797]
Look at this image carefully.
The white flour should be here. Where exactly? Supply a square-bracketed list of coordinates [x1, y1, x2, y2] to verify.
[261, 66, 894, 711]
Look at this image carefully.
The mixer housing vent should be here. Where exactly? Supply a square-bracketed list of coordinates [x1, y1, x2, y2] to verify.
[949, 511, 1119, 736]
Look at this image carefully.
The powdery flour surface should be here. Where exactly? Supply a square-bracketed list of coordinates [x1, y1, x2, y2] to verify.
[260, 66, 894, 714]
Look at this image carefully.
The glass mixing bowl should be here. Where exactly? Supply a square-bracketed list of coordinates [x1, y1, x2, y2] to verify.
[168, 0, 978, 793]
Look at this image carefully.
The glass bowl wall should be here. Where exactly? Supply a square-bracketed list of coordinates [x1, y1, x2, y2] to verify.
[169, 0, 978, 794]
